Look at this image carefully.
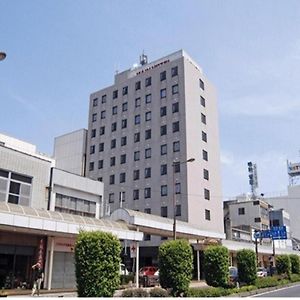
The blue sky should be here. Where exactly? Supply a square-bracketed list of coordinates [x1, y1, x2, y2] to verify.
[1, 0, 300, 199]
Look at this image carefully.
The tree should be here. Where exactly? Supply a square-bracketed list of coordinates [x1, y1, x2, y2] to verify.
[236, 249, 257, 285]
[75, 231, 121, 297]
[158, 239, 193, 296]
[203, 245, 229, 287]
[276, 255, 291, 277]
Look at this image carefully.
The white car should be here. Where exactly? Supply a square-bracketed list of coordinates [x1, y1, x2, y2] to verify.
[120, 263, 129, 275]
[257, 267, 268, 277]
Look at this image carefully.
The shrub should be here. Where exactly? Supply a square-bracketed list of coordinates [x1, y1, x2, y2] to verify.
[75, 231, 121, 297]
[236, 249, 257, 285]
[290, 254, 300, 274]
[290, 274, 300, 282]
[120, 274, 134, 285]
[276, 255, 291, 276]
[149, 287, 169, 297]
[122, 288, 149, 297]
[203, 245, 229, 287]
[158, 239, 193, 296]
[255, 276, 279, 288]
[186, 287, 231, 297]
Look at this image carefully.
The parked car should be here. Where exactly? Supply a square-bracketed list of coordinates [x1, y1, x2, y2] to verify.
[229, 266, 238, 283]
[120, 263, 129, 275]
[257, 267, 268, 277]
[139, 266, 159, 287]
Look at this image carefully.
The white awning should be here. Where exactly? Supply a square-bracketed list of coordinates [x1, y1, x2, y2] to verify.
[0, 202, 143, 241]
[110, 208, 225, 240]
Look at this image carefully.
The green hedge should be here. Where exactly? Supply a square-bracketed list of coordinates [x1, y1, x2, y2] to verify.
[276, 255, 291, 276]
[75, 231, 121, 297]
[237, 249, 257, 285]
[203, 245, 229, 287]
[290, 255, 300, 274]
[149, 287, 169, 297]
[158, 239, 193, 296]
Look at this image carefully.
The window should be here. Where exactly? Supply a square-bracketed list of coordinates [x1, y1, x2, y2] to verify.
[176, 205, 181, 216]
[97, 177, 103, 182]
[175, 183, 181, 194]
[133, 170, 140, 180]
[121, 119, 127, 129]
[111, 139, 116, 149]
[144, 208, 151, 214]
[134, 151, 140, 161]
[109, 175, 115, 184]
[144, 187, 151, 198]
[113, 90, 118, 99]
[173, 141, 180, 152]
[161, 185, 168, 196]
[160, 106, 167, 117]
[238, 207, 245, 215]
[90, 145, 95, 154]
[255, 217, 261, 223]
[98, 160, 103, 169]
[121, 136, 127, 146]
[100, 126, 105, 135]
[172, 102, 179, 113]
[144, 167, 151, 178]
[120, 173, 126, 183]
[202, 150, 208, 161]
[134, 132, 140, 143]
[201, 96, 206, 107]
[144, 234, 151, 241]
[174, 163, 180, 173]
[111, 122, 117, 132]
[204, 188, 210, 200]
[112, 106, 117, 115]
[91, 129, 96, 138]
[110, 157, 116, 166]
[253, 200, 259, 205]
[145, 77, 151, 87]
[109, 193, 114, 203]
[161, 206, 168, 217]
[99, 143, 104, 152]
[160, 88, 166, 99]
[172, 84, 179, 94]
[202, 131, 207, 142]
[203, 169, 209, 180]
[133, 189, 139, 200]
[145, 148, 151, 159]
[120, 154, 126, 164]
[122, 102, 128, 112]
[145, 111, 151, 121]
[171, 66, 178, 77]
[161, 144, 167, 155]
[135, 97, 141, 107]
[93, 98, 98, 107]
[160, 125, 167, 136]
[135, 81, 141, 90]
[145, 94, 152, 104]
[89, 162, 94, 171]
[161, 164, 167, 175]
[160, 71, 166, 81]
[101, 110, 106, 119]
[122, 86, 128, 96]
[173, 121, 180, 132]
[205, 209, 211, 220]
[135, 115, 141, 125]
[145, 129, 151, 140]
[101, 94, 107, 103]
[199, 79, 205, 90]
[201, 113, 206, 124]
[92, 113, 97, 122]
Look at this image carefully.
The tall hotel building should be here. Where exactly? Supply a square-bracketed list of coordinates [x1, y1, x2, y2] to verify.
[86, 50, 223, 237]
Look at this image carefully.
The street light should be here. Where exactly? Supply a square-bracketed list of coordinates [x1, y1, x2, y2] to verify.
[0, 52, 6, 61]
[172, 158, 195, 240]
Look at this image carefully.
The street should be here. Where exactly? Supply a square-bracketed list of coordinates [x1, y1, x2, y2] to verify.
[251, 284, 300, 297]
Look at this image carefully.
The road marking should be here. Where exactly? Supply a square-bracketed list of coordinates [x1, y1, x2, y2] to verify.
[249, 283, 300, 297]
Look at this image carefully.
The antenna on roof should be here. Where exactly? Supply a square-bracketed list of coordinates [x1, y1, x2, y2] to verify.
[140, 50, 148, 66]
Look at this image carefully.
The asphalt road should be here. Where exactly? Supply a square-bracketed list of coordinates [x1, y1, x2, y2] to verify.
[252, 284, 300, 297]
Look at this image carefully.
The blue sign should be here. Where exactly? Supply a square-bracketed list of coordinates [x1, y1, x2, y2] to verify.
[254, 226, 287, 240]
